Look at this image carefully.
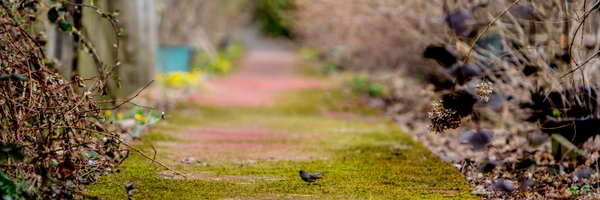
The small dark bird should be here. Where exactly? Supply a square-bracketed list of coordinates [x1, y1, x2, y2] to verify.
[299, 170, 326, 183]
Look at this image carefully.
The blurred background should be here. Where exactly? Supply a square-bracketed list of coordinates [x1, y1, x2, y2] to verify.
[46, 0, 254, 100]
[45, 0, 451, 101]
[47, 0, 600, 155]
[45, 0, 600, 150]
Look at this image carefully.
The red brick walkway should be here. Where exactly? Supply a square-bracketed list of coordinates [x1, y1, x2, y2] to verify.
[162, 50, 329, 163]
[189, 51, 326, 107]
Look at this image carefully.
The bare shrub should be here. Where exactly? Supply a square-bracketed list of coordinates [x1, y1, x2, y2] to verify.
[415, 1, 600, 198]
[293, 0, 449, 71]
[0, 1, 125, 198]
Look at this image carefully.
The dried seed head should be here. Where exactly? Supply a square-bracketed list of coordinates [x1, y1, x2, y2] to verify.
[475, 81, 493, 102]
[428, 100, 462, 133]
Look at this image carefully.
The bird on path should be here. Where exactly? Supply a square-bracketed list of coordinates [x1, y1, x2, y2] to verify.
[299, 170, 327, 183]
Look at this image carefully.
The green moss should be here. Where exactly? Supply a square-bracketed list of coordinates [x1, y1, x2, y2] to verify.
[138, 130, 177, 142]
[86, 88, 478, 199]
[269, 88, 382, 116]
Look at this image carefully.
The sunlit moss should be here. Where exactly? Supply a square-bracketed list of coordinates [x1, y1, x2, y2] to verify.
[86, 88, 477, 199]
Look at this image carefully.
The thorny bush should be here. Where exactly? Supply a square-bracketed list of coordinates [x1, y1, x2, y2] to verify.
[0, 0, 125, 198]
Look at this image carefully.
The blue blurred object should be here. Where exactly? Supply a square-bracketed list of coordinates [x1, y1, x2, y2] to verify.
[476, 31, 503, 54]
[157, 45, 192, 73]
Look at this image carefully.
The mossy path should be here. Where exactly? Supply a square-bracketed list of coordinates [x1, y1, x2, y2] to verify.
[87, 49, 477, 199]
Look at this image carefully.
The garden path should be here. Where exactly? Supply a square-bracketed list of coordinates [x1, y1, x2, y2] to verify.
[87, 30, 476, 199]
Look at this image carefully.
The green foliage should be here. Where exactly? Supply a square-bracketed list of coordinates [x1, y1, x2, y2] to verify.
[158, 38, 244, 88]
[0, 163, 32, 200]
[222, 38, 244, 60]
[322, 62, 339, 74]
[570, 184, 593, 197]
[47, 7, 59, 22]
[298, 47, 321, 61]
[0, 143, 24, 163]
[105, 108, 162, 126]
[58, 19, 73, 32]
[348, 76, 389, 98]
[297, 48, 344, 77]
[47, 4, 76, 32]
[0, 171, 18, 198]
[349, 76, 370, 93]
[192, 38, 244, 75]
[0, 170, 31, 199]
[255, 0, 294, 38]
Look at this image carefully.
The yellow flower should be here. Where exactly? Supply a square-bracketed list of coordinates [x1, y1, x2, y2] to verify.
[217, 58, 231, 73]
[157, 71, 203, 88]
[104, 110, 113, 117]
[116, 113, 125, 120]
[134, 113, 143, 121]
[174, 73, 185, 86]
[134, 113, 148, 124]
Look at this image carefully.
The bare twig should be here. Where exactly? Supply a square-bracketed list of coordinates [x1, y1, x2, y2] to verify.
[464, 0, 522, 63]
[110, 80, 155, 110]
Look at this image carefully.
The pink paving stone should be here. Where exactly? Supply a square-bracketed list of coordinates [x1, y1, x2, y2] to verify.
[189, 51, 328, 106]
[158, 129, 316, 161]
[162, 50, 328, 162]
